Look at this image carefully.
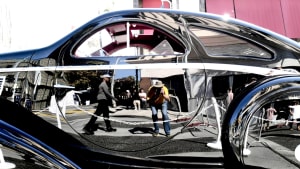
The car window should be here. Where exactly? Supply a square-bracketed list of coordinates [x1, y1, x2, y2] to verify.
[75, 29, 111, 57]
[74, 22, 185, 59]
[189, 26, 272, 59]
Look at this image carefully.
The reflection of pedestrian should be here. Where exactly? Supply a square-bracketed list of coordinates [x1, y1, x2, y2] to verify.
[132, 89, 140, 111]
[264, 104, 277, 131]
[14, 94, 21, 106]
[139, 88, 147, 109]
[125, 90, 132, 109]
[226, 87, 234, 108]
[24, 94, 32, 111]
[147, 81, 171, 137]
[83, 74, 118, 135]
[288, 101, 300, 130]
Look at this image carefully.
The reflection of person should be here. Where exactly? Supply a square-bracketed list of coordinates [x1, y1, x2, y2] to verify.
[125, 90, 132, 109]
[132, 89, 141, 111]
[147, 80, 171, 137]
[288, 101, 300, 130]
[226, 87, 234, 108]
[83, 74, 118, 135]
[139, 88, 147, 109]
[264, 104, 277, 131]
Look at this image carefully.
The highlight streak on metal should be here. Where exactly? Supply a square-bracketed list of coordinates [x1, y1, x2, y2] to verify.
[0, 63, 295, 76]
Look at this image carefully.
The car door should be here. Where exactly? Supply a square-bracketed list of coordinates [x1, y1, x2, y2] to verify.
[55, 11, 202, 139]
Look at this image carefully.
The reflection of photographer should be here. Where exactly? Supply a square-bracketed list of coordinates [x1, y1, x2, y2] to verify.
[147, 80, 171, 137]
[147, 88, 162, 104]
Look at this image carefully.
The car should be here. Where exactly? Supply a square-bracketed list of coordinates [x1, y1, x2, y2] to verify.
[0, 8, 300, 168]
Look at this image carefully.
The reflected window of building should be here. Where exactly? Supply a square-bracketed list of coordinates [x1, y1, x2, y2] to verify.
[189, 26, 272, 59]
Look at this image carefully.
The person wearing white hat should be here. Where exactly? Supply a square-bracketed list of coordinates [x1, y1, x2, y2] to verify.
[83, 74, 118, 134]
[100, 74, 112, 78]
[147, 80, 171, 137]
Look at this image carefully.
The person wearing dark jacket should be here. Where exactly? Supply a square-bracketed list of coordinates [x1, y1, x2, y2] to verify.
[83, 74, 118, 134]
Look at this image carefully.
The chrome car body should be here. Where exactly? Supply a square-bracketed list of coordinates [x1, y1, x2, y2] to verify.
[0, 8, 300, 168]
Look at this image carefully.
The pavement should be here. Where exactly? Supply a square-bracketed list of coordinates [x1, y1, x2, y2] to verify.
[51, 104, 220, 139]
[31, 104, 300, 168]
[36, 104, 225, 160]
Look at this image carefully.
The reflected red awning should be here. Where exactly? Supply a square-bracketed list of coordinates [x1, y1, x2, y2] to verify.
[206, 0, 300, 39]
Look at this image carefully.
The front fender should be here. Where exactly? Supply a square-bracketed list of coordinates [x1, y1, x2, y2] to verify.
[222, 75, 300, 169]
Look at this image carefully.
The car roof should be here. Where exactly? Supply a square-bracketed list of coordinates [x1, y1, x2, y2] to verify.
[88, 8, 300, 51]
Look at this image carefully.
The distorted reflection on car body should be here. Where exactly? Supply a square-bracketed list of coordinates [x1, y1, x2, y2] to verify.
[0, 9, 300, 168]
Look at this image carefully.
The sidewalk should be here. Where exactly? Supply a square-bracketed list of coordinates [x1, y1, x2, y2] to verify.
[36, 103, 220, 141]
[36, 104, 300, 168]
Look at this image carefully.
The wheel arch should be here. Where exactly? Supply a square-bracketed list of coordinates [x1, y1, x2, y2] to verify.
[221, 75, 300, 168]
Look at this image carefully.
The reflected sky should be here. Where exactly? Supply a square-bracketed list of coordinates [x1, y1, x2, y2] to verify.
[0, 0, 134, 53]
